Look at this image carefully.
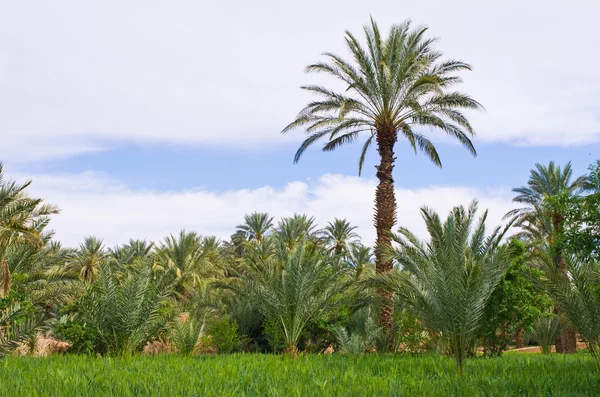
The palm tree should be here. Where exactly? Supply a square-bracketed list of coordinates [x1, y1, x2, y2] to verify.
[507, 161, 589, 240]
[273, 214, 319, 251]
[323, 218, 360, 257]
[283, 19, 481, 339]
[348, 244, 374, 279]
[67, 237, 108, 284]
[0, 163, 59, 297]
[375, 201, 511, 373]
[236, 213, 274, 243]
[219, 241, 351, 352]
[82, 261, 175, 356]
[536, 251, 600, 373]
[507, 162, 589, 353]
[156, 230, 214, 293]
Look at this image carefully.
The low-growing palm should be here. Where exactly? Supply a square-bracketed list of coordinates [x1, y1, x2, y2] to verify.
[220, 241, 351, 352]
[82, 261, 175, 356]
[374, 201, 511, 373]
[536, 251, 600, 372]
[283, 19, 482, 339]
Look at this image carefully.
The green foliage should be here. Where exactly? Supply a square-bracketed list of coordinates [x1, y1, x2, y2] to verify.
[393, 309, 431, 354]
[376, 201, 512, 372]
[3, 354, 600, 396]
[56, 319, 104, 356]
[538, 252, 600, 372]
[546, 160, 600, 261]
[282, 19, 481, 175]
[206, 316, 245, 354]
[168, 316, 204, 355]
[480, 240, 553, 356]
[530, 315, 563, 355]
[330, 308, 380, 354]
[78, 263, 175, 356]
[219, 239, 351, 351]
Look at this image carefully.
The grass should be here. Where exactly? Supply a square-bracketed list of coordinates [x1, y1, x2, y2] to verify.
[1, 353, 599, 396]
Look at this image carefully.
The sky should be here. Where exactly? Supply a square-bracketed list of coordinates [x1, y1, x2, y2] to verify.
[1, 0, 599, 247]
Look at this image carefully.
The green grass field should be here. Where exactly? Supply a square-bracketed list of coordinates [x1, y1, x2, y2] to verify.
[1, 353, 599, 396]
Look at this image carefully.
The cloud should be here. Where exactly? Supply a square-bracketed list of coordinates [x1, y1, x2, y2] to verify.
[0, 0, 598, 162]
[16, 170, 516, 248]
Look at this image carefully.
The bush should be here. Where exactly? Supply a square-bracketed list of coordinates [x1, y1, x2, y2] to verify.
[206, 317, 245, 354]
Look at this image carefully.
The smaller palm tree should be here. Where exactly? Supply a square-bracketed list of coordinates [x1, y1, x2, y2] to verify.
[273, 214, 320, 251]
[323, 218, 360, 257]
[168, 315, 205, 356]
[82, 261, 175, 356]
[348, 244, 374, 279]
[236, 213, 274, 243]
[0, 304, 39, 359]
[536, 251, 600, 373]
[374, 201, 511, 373]
[219, 241, 351, 352]
[67, 237, 108, 283]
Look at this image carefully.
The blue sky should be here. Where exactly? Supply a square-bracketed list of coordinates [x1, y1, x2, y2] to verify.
[15, 141, 600, 192]
[1, 0, 598, 247]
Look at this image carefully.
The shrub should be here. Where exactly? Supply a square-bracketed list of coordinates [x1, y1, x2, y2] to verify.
[206, 317, 245, 354]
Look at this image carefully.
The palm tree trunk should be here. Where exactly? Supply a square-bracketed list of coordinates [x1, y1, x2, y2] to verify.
[1, 254, 11, 298]
[374, 126, 397, 350]
[552, 212, 577, 354]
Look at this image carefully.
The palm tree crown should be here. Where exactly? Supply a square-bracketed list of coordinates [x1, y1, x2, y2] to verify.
[283, 18, 481, 174]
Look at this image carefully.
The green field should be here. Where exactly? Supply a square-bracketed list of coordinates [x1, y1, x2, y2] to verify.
[1, 353, 599, 396]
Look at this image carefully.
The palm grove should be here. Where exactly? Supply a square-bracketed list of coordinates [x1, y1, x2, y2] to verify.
[1, 19, 600, 375]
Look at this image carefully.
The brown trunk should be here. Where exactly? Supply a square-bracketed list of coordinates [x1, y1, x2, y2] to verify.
[1, 254, 11, 298]
[551, 212, 577, 354]
[514, 328, 525, 349]
[374, 125, 397, 351]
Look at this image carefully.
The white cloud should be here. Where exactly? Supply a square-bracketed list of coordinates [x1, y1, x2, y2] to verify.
[0, 0, 598, 162]
[17, 170, 515, 248]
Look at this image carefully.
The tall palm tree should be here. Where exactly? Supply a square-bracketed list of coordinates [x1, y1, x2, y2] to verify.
[507, 161, 589, 240]
[0, 163, 59, 297]
[507, 161, 589, 353]
[283, 19, 481, 339]
[375, 201, 511, 372]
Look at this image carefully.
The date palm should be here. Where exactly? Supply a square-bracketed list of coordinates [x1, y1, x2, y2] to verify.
[374, 201, 511, 372]
[323, 218, 359, 257]
[283, 18, 481, 340]
[236, 213, 274, 243]
[67, 237, 108, 284]
[507, 162, 589, 353]
[0, 163, 59, 297]
[506, 161, 589, 240]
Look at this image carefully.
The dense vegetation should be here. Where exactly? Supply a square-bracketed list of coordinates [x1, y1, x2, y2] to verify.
[2, 17, 600, 395]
